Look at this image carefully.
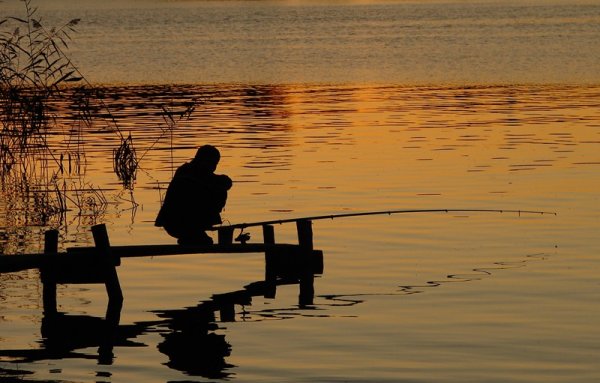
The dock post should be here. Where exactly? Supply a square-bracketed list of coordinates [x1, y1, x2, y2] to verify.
[41, 230, 59, 316]
[219, 304, 236, 322]
[263, 224, 277, 299]
[296, 220, 315, 306]
[92, 224, 123, 323]
[296, 219, 313, 251]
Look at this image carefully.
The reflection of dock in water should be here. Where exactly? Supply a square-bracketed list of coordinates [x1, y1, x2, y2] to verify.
[155, 276, 319, 378]
[0, 274, 321, 380]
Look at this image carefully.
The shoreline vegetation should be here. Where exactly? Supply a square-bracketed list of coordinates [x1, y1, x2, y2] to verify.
[0, 1, 197, 253]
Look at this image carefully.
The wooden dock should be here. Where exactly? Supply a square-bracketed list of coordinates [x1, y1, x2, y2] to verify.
[0, 221, 324, 317]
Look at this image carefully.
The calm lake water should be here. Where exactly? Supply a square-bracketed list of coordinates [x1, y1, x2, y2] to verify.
[2, 1, 600, 383]
[3, 0, 600, 84]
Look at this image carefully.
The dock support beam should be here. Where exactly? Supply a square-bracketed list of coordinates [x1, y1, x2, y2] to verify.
[92, 224, 123, 324]
[41, 230, 59, 316]
[263, 224, 277, 299]
[296, 220, 315, 306]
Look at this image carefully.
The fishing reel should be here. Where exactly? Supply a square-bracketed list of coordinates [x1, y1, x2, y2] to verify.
[235, 229, 251, 244]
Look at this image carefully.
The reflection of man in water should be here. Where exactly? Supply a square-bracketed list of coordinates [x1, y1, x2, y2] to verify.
[155, 145, 232, 245]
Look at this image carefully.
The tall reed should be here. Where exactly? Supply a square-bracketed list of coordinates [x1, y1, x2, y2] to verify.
[1, 1, 200, 251]
[0, 1, 98, 249]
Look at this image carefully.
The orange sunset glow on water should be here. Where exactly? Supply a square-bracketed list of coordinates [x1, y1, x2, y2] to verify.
[2, 1, 600, 382]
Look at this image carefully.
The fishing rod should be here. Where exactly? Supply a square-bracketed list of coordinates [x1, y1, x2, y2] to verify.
[209, 208, 556, 231]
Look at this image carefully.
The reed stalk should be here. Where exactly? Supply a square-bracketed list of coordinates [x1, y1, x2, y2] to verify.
[1, 1, 202, 251]
[0, 1, 105, 250]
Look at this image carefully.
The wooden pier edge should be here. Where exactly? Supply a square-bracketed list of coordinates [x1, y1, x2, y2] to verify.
[1, 220, 324, 316]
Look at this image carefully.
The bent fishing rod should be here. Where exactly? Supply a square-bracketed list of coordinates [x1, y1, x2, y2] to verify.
[209, 208, 556, 231]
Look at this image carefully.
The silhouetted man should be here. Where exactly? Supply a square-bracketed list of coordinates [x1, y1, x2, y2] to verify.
[155, 145, 232, 245]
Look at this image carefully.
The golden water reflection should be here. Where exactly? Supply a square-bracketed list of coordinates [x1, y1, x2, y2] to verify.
[1, 84, 599, 382]
[2, 84, 598, 251]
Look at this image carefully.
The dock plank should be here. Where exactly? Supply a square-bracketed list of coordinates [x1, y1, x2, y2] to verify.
[1, 243, 305, 274]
